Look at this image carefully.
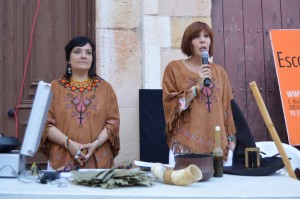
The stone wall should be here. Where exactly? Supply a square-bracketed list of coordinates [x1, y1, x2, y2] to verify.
[96, 0, 211, 166]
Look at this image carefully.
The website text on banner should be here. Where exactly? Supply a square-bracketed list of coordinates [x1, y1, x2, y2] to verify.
[270, 29, 300, 146]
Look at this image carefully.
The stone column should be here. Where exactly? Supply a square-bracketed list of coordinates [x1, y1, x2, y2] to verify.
[95, 0, 211, 166]
[143, 0, 212, 89]
[95, 0, 142, 166]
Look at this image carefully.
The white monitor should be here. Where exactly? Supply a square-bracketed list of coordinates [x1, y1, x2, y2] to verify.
[20, 81, 52, 157]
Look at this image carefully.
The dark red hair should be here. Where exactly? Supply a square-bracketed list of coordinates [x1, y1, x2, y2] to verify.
[181, 21, 214, 57]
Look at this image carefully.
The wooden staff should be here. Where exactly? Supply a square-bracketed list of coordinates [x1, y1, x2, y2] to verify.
[249, 81, 296, 179]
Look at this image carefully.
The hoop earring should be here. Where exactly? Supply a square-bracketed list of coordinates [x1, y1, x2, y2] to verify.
[67, 64, 72, 76]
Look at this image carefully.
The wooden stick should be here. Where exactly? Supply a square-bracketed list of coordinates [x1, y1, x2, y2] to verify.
[249, 81, 296, 179]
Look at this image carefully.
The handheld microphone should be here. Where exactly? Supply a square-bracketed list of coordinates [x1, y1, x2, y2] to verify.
[201, 51, 210, 87]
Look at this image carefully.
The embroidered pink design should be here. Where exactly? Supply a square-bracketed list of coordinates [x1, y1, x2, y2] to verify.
[177, 128, 215, 146]
[201, 83, 215, 112]
[64, 94, 98, 127]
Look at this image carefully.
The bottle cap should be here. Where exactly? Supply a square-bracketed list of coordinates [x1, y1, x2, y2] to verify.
[215, 126, 220, 131]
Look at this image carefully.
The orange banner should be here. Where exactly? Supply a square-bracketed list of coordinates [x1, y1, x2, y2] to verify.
[270, 29, 300, 146]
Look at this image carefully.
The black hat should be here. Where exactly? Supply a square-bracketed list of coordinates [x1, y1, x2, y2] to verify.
[223, 99, 284, 176]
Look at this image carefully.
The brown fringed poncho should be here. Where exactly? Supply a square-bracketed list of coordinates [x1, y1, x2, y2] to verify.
[162, 60, 236, 159]
[39, 76, 120, 169]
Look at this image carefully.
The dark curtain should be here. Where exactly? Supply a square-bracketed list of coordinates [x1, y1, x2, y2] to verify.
[139, 89, 169, 164]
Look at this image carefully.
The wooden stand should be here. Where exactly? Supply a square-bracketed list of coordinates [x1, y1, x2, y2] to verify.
[249, 81, 296, 179]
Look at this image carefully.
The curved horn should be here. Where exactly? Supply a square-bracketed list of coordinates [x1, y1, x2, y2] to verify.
[151, 163, 202, 186]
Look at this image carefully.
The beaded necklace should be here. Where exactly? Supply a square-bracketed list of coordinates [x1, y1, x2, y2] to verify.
[60, 76, 101, 93]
